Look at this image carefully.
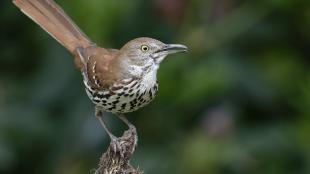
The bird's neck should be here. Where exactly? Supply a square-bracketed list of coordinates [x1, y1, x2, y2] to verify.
[121, 59, 159, 89]
[140, 65, 158, 89]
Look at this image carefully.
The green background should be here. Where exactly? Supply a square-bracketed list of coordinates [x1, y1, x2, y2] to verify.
[1, 0, 310, 173]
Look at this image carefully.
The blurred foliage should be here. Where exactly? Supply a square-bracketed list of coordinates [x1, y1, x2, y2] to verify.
[1, 0, 310, 173]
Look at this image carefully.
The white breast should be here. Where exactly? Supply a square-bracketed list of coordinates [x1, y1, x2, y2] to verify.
[139, 65, 158, 90]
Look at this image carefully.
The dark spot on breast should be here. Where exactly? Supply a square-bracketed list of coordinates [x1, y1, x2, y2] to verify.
[133, 98, 138, 103]
[148, 90, 152, 98]
[135, 93, 140, 97]
[128, 88, 133, 93]
[87, 88, 94, 95]
[93, 99, 100, 103]
[121, 103, 127, 108]
[92, 92, 98, 97]
[130, 100, 136, 107]
[93, 92, 104, 99]
[138, 93, 144, 100]
[124, 93, 129, 97]
[112, 100, 119, 104]
[104, 93, 112, 98]
[130, 106, 135, 110]
[118, 92, 124, 96]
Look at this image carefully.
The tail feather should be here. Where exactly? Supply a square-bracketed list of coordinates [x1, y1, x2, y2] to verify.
[13, 0, 94, 55]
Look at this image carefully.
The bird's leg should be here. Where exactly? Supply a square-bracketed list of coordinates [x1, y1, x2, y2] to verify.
[118, 114, 136, 131]
[95, 107, 124, 157]
[118, 114, 138, 150]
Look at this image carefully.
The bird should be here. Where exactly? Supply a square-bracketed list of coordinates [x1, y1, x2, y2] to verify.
[12, 0, 187, 153]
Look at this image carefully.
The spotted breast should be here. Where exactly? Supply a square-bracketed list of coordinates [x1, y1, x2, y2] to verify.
[83, 74, 158, 114]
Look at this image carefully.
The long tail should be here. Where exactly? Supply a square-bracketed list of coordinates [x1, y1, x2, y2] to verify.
[12, 0, 94, 56]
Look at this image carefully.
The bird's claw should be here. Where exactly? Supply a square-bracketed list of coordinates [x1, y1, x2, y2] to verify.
[110, 136, 124, 158]
[128, 125, 137, 135]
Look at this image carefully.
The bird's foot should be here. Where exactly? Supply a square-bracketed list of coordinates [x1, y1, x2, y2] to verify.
[123, 124, 138, 153]
[128, 124, 137, 136]
[109, 135, 125, 158]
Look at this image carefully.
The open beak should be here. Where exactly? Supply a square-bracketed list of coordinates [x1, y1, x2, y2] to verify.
[155, 44, 188, 55]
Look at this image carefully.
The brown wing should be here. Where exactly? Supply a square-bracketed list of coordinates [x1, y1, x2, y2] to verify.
[83, 47, 122, 90]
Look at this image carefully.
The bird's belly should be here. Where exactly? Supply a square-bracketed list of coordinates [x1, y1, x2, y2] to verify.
[85, 80, 158, 114]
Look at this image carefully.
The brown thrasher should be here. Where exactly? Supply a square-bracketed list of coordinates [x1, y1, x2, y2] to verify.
[13, 0, 187, 153]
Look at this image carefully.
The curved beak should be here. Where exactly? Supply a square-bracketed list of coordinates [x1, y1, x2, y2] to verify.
[155, 44, 188, 55]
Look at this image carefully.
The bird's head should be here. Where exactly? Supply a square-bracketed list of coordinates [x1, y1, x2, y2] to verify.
[118, 37, 187, 76]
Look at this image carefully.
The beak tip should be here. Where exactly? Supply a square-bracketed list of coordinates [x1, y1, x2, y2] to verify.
[183, 46, 189, 52]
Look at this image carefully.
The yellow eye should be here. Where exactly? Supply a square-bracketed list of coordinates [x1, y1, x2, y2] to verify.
[141, 45, 149, 52]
